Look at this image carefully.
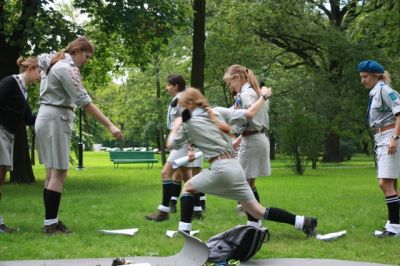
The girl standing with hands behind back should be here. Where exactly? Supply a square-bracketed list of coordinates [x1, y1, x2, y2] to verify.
[35, 36, 123, 234]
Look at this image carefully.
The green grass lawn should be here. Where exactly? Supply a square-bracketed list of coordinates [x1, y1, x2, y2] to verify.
[0, 152, 399, 265]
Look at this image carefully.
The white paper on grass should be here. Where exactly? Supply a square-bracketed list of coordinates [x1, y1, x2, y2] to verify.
[99, 228, 138, 236]
[316, 230, 346, 241]
[166, 230, 199, 238]
[172, 151, 203, 169]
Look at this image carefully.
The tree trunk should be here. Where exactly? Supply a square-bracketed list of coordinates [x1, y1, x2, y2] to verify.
[10, 123, 35, 183]
[190, 0, 206, 93]
[323, 132, 341, 162]
[295, 146, 303, 175]
[269, 132, 276, 160]
[153, 58, 167, 165]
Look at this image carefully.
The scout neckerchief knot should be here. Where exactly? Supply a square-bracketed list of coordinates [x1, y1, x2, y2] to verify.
[170, 98, 178, 107]
[182, 109, 191, 122]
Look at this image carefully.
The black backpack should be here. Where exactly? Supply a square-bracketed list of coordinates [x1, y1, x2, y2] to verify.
[207, 225, 269, 263]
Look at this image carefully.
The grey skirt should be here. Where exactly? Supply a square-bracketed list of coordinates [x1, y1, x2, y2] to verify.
[0, 125, 14, 171]
[190, 158, 255, 202]
[35, 105, 75, 170]
[238, 133, 271, 178]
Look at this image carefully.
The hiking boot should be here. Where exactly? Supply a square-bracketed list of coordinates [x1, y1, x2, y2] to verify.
[236, 204, 245, 216]
[169, 201, 177, 213]
[375, 229, 398, 238]
[302, 217, 317, 237]
[145, 210, 169, 222]
[43, 221, 71, 235]
[192, 211, 204, 220]
[0, 224, 14, 233]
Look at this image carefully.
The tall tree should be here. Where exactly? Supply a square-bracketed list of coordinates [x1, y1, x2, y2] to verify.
[252, 0, 392, 162]
[0, 0, 80, 183]
[191, 0, 205, 93]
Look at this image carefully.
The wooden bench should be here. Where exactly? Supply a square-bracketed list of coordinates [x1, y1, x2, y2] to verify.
[109, 151, 158, 168]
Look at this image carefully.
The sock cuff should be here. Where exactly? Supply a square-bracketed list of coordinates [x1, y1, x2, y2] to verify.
[179, 221, 192, 232]
[173, 181, 182, 185]
[44, 218, 59, 226]
[158, 205, 170, 213]
[45, 189, 61, 195]
[263, 207, 270, 220]
[200, 196, 206, 200]
[386, 195, 400, 203]
[193, 206, 202, 211]
[171, 196, 178, 201]
[162, 180, 174, 185]
[295, 215, 305, 230]
[181, 192, 194, 198]
[247, 220, 262, 228]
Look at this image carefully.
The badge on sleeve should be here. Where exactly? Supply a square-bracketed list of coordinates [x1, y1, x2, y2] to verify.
[389, 92, 399, 101]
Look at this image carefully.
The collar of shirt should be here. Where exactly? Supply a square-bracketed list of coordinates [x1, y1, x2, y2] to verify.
[65, 53, 76, 67]
[13, 74, 28, 99]
[192, 107, 205, 117]
[240, 82, 252, 93]
[369, 80, 385, 97]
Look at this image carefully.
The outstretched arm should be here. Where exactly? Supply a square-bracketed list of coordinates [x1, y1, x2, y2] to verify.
[83, 102, 123, 140]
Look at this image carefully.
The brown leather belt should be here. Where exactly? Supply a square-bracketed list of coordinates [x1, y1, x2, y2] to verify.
[209, 153, 233, 164]
[42, 104, 74, 111]
[242, 128, 265, 137]
[374, 123, 395, 134]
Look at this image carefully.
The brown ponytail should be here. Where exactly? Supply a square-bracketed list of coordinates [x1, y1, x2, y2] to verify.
[223, 64, 261, 95]
[47, 36, 94, 74]
[180, 88, 232, 136]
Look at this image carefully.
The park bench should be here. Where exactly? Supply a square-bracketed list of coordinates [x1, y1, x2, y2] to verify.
[109, 151, 158, 168]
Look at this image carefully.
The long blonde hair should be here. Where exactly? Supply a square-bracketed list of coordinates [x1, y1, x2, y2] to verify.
[47, 36, 94, 74]
[374, 71, 392, 85]
[16, 56, 38, 73]
[179, 87, 232, 135]
[223, 64, 260, 95]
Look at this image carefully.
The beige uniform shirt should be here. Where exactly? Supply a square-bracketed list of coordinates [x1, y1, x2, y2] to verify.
[39, 53, 92, 108]
[170, 107, 247, 160]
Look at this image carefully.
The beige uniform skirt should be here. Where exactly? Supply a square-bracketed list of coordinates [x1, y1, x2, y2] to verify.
[374, 129, 400, 179]
[190, 158, 255, 202]
[238, 133, 271, 179]
[35, 105, 75, 170]
[0, 125, 14, 171]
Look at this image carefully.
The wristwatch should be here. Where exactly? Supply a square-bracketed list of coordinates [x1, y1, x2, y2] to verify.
[392, 135, 400, 140]
[261, 94, 269, 100]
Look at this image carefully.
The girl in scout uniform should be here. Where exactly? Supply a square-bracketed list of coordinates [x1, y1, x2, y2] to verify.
[358, 60, 400, 237]
[223, 64, 271, 227]
[35, 36, 123, 234]
[0, 56, 41, 233]
[146, 75, 205, 221]
[168, 87, 317, 236]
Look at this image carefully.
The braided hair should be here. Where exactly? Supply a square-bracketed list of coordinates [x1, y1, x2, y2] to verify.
[179, 88, 232, 136]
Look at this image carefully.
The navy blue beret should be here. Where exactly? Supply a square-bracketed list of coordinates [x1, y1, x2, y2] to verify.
[357, 60, 384, 73]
